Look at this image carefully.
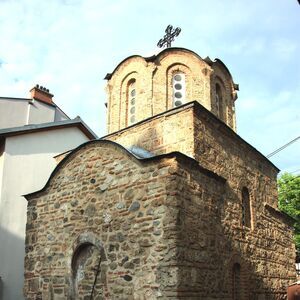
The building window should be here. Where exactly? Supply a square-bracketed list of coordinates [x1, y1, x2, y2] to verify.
[173, 73, 185, 107]
[232, 263, 241, 300]
[242, 187, 251, 228]
[127, 80, 136, 125]
[216, 83, 223, 119]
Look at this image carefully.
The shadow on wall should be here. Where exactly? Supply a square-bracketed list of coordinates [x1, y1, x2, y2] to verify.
[0, 276, 3, 300]
[173, 168, 293, 299]
[0, 225, 26, 300]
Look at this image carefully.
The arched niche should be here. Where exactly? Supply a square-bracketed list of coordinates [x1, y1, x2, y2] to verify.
[70, 233, 107, 300]
[214, 76, 227, 123]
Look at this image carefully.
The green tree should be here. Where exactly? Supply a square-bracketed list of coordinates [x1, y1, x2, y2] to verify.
[278, 172, 300, 252]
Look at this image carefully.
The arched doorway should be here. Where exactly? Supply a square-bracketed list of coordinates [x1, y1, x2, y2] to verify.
[71, 242, 104, 299]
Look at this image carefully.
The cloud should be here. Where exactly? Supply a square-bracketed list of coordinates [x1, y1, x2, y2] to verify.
[0, 0, 299, 172]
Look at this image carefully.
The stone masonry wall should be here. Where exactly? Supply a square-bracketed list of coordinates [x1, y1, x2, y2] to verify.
[24, 141, 192, 299]
[106, 48, 237, 133]
[192, 106, 296, 298]
[175, 157, 295, 299]
[105, 102, 297, 298]
[26, 139, 246, 299]
[104, 104, 195, 159]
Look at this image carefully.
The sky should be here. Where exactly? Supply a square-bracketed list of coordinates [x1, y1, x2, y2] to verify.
[0, 0, 299, 175]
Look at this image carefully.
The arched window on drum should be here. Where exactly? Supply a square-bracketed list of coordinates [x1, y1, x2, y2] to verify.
[215, 83, 223, 119]
[172, 73, 186, 107]
[127, 79, 136, 125]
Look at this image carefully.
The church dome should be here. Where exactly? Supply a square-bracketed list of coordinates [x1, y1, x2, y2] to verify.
[105, 47, 239, 133]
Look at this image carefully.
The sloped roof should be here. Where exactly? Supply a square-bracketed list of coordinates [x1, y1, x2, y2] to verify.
[104, 47, 236, 83]
[0, 117, 98, 140]
[24, 139, 226, 200]
[0, 96, 70, 119]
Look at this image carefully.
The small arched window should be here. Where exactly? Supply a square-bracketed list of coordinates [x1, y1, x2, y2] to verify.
[172, 73, 186, 107]
[232, 263, 241, 300]
[241, 187, 251, 228]
[127, 79, 136, 125]
[215, 83, 223, 119]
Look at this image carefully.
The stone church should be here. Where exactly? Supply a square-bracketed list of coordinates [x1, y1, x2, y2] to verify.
[24, 47, 297, 299]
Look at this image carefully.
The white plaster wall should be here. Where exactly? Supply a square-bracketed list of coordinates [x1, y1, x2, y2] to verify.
[0, 140, 5, 217]
[0, 127, 90, 300]
[54, 107, 69, 122]
[27, 100, 56, 124]
[0, 99, 69, 130]
[0, 99, 28, 129]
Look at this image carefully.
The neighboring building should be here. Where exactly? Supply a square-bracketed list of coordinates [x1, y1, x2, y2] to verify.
[0, 85, 97, 300]
[0, 84, 68, 130]
[24, 48, 296, 299]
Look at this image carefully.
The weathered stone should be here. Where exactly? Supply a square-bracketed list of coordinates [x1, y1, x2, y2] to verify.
[109, 262, 118, 270]
[70, 199, 78, 207]
[116, 202, 126, 210]
[123, 261, 134, 269]
[124, 189, 134, 201]
[123, 275, 132, 282]
[146, 208, 154, 215]
[24, 48, 296, 300]
[120, 255, 129, 265]
[85, 204, 96, 217]
[128, 201, 140, 212]
[116, 232, 125, 242]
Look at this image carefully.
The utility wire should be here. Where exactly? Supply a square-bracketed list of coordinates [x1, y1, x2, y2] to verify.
[267, 136, 300, 158]
[290, 168, 300, 174]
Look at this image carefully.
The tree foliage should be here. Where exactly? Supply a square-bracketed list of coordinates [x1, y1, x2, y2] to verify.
[278, 172, 300, 252]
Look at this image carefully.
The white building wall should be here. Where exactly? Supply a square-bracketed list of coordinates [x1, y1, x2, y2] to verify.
[54, 107, 69, 122]
[0, 99, 28, 129]
[27, 100, 56, 124]
[0, 127, 90, 300]
[0, 140, 5, 216]
[0, 98, 69, 130]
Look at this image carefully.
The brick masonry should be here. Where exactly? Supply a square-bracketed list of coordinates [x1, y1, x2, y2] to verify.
[24, 48, 296, 299]
[105, 48, 238, 133]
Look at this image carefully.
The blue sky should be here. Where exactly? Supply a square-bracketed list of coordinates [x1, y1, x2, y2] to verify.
[0, 0, 299, 174]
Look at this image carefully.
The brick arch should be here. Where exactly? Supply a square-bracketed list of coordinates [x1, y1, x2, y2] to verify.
[211, 63, 236, 128]
[214, 76, 227, 123]
[119, 72, 138, 129]
[166, 63, 192, 110]
[238, 179, 255, 230]
[72, 232, 106, 254]
[228, 255, 249, 300]
[70, 233, 107, 299]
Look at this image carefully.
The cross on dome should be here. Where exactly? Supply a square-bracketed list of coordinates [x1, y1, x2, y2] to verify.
[157, 25, 181, 48]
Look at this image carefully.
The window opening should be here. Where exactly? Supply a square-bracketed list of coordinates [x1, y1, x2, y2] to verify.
[242, 187, 251, 228]
[233, 263, 241, 300]
[172, 73, 185, 107]
[128, 80, 136, 125]
[216, 83, 223, 119]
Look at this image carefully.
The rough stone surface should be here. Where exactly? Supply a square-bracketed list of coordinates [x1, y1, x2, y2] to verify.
[106, 48, 237, 133]
[24, 48, 296, 300]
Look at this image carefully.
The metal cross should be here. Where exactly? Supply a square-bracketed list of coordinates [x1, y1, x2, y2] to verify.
[157, 25, 181, 48]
